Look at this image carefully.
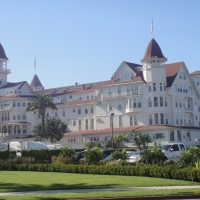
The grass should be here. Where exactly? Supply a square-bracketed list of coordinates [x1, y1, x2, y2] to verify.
[1, 189, 200, 200]
[0, 171, 199, 193]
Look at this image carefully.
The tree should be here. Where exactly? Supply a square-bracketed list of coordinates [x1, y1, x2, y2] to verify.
[27, 93, 57, 138]
[33, 117, 67, 142]
[111, 148, 127, 160]
[114, 133, 129, 149]
[85, 141, 101, 149]
[130, 130, 152, 151]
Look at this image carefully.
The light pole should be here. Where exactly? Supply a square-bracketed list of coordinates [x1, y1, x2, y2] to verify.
[110, 113, 114, 149]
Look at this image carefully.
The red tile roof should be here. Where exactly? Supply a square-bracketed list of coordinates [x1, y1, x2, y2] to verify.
[191, 70, 200, 76]
[56, 99, 94, 107]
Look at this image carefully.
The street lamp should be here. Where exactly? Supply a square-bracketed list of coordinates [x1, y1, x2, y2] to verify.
[110, 113, 114, 149]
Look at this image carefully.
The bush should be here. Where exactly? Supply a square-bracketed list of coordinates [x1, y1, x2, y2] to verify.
[111, 149, 127, 160]
[84, 146, 103, 165]
[178, 146, 200, 168]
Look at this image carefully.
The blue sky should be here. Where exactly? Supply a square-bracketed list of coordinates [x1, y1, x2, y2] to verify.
[1, 0, 200, 89]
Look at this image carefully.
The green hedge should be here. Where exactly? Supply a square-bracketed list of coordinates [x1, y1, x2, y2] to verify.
[0, 163, 200, 182]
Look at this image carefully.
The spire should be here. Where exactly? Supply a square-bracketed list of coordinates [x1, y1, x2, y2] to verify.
[141, 38, 167, 62]
[30, 74, 44, 91]
[0, 43, 8, 60]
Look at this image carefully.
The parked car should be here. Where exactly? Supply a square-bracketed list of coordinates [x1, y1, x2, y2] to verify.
[161, 143, 187, 161]
[126, 151, 141, 163]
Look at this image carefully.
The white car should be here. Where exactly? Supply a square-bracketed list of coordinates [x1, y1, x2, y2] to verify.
[126, 151, 141, 163]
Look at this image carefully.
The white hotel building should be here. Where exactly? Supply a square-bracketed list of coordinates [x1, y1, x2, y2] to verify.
[0, 38, 200, 147]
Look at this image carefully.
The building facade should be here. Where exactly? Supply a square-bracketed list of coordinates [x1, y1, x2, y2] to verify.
[0, 38, 200, 147]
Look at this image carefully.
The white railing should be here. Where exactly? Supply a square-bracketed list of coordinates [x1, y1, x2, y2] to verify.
[0, 68, 11, 73]
[184, 122, 194, 126]
[102, 90, 141, 99]
[0, 105, 11, 111]
[184, 107, 193, 111]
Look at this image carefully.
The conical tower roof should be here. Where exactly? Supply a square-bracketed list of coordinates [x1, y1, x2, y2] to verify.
[30, 74, 43, 87]
[141, 38, 166, 62]
[0, 43, 8, 60]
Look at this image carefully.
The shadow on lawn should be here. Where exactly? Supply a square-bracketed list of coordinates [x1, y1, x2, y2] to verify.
[0, 182, 119, 192]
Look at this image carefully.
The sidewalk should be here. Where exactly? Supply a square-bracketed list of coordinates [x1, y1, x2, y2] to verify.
[0, 185, 200, 196]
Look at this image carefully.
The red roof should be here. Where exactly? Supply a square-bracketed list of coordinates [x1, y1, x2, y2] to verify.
[191, 70, 200, 76]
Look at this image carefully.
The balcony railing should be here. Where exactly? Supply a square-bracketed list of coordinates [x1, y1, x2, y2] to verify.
[0, 68, 11, 73]
[102, 90, 141, 99]
[184, 122, 194, 126]
[184, 107, 193, 112]
[0, 105, 11, 111]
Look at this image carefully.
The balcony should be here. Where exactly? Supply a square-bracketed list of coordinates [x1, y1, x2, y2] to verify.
[184, 122, 194, 126]
[102, 90, 141, 100]
[184, 107, 193, 112]
[0, 105, 12, 111]
[0, 68, 11, 74]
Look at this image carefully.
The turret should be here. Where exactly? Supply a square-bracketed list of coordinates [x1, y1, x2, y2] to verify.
[141, 38, 167, 84]
[30, 74, 44, 91]
[0, 43, 10, 87]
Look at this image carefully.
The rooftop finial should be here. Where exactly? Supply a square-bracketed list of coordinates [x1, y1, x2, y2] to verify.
[151, 18, 153, 38]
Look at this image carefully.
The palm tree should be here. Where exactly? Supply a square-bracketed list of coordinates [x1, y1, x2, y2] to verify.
[114, 133, 130, 149]
[27, 93, 57, 138]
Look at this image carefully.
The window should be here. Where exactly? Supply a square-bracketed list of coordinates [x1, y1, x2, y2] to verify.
[179, 98, 182, 108]
[109, 102, 112, 111]
[118, 86, 121, 93]
[154, 97, 158, 107]
[78, 120, 81, 130]
[134, 115, 137, 126]
[148, 97, 152, 107]
[91, 105, 94, 113]
[79, 95, 82, 100]
[160, 113, 164, 124]
[154, 113, 159, 124]
[186, 131, 191, 141]
[130, 116, 133, 126]
[2, 113, 4, 121]
[85, 119, 88, 130]
[70, 96, 72, 99]
[156, 133, 162, 139]
[8, 113, 10, 121]
[62, 110, 65, 116]
[17, 102, 20, 107]
[153, 83, 156, 91]
[149, 114, 153, 125]
[17, 114, 21, 120]
[160, 83, 162, 91]
[13, 100, 16, 107]
[177, 130, 181, 141]
[78, 107, 81, 115]
[85, 108, 88, 114]
[160, 97, 163, 107]
[73, 120, 76, 126]
[91, 119, 94, 129]
[13, 115, 16, 120]
[22, 114, 26, 120]
[119, 116, 122, 127]
[173, 84, 177, 92]
[148, 83, 152, 92]
[23, 125, 26, 134]
[175, 98, 178, 107]
[138, 98, 141, 108]
[133, 98, 137, 108]
[165, 97, 167, 107]
[73, 109, 76, 113]
[165, 113, 168, 124]
[171, 144, 179, 151]
[176, 114, 178, 125]
[118, 100, 122, 110]
[22, 102, 26, 107]
[170, 131, 174, 141]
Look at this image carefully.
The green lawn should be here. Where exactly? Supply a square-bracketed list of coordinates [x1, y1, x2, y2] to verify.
[1, 189, 200, 200]
[0, 171, 199, 193]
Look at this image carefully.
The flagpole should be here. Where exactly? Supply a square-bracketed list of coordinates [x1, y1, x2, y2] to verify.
[151, 18, 153, 38]
[34, 56, 36, 75]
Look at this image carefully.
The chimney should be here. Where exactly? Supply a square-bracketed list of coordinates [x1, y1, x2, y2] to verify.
[75, 82, 78, 85]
